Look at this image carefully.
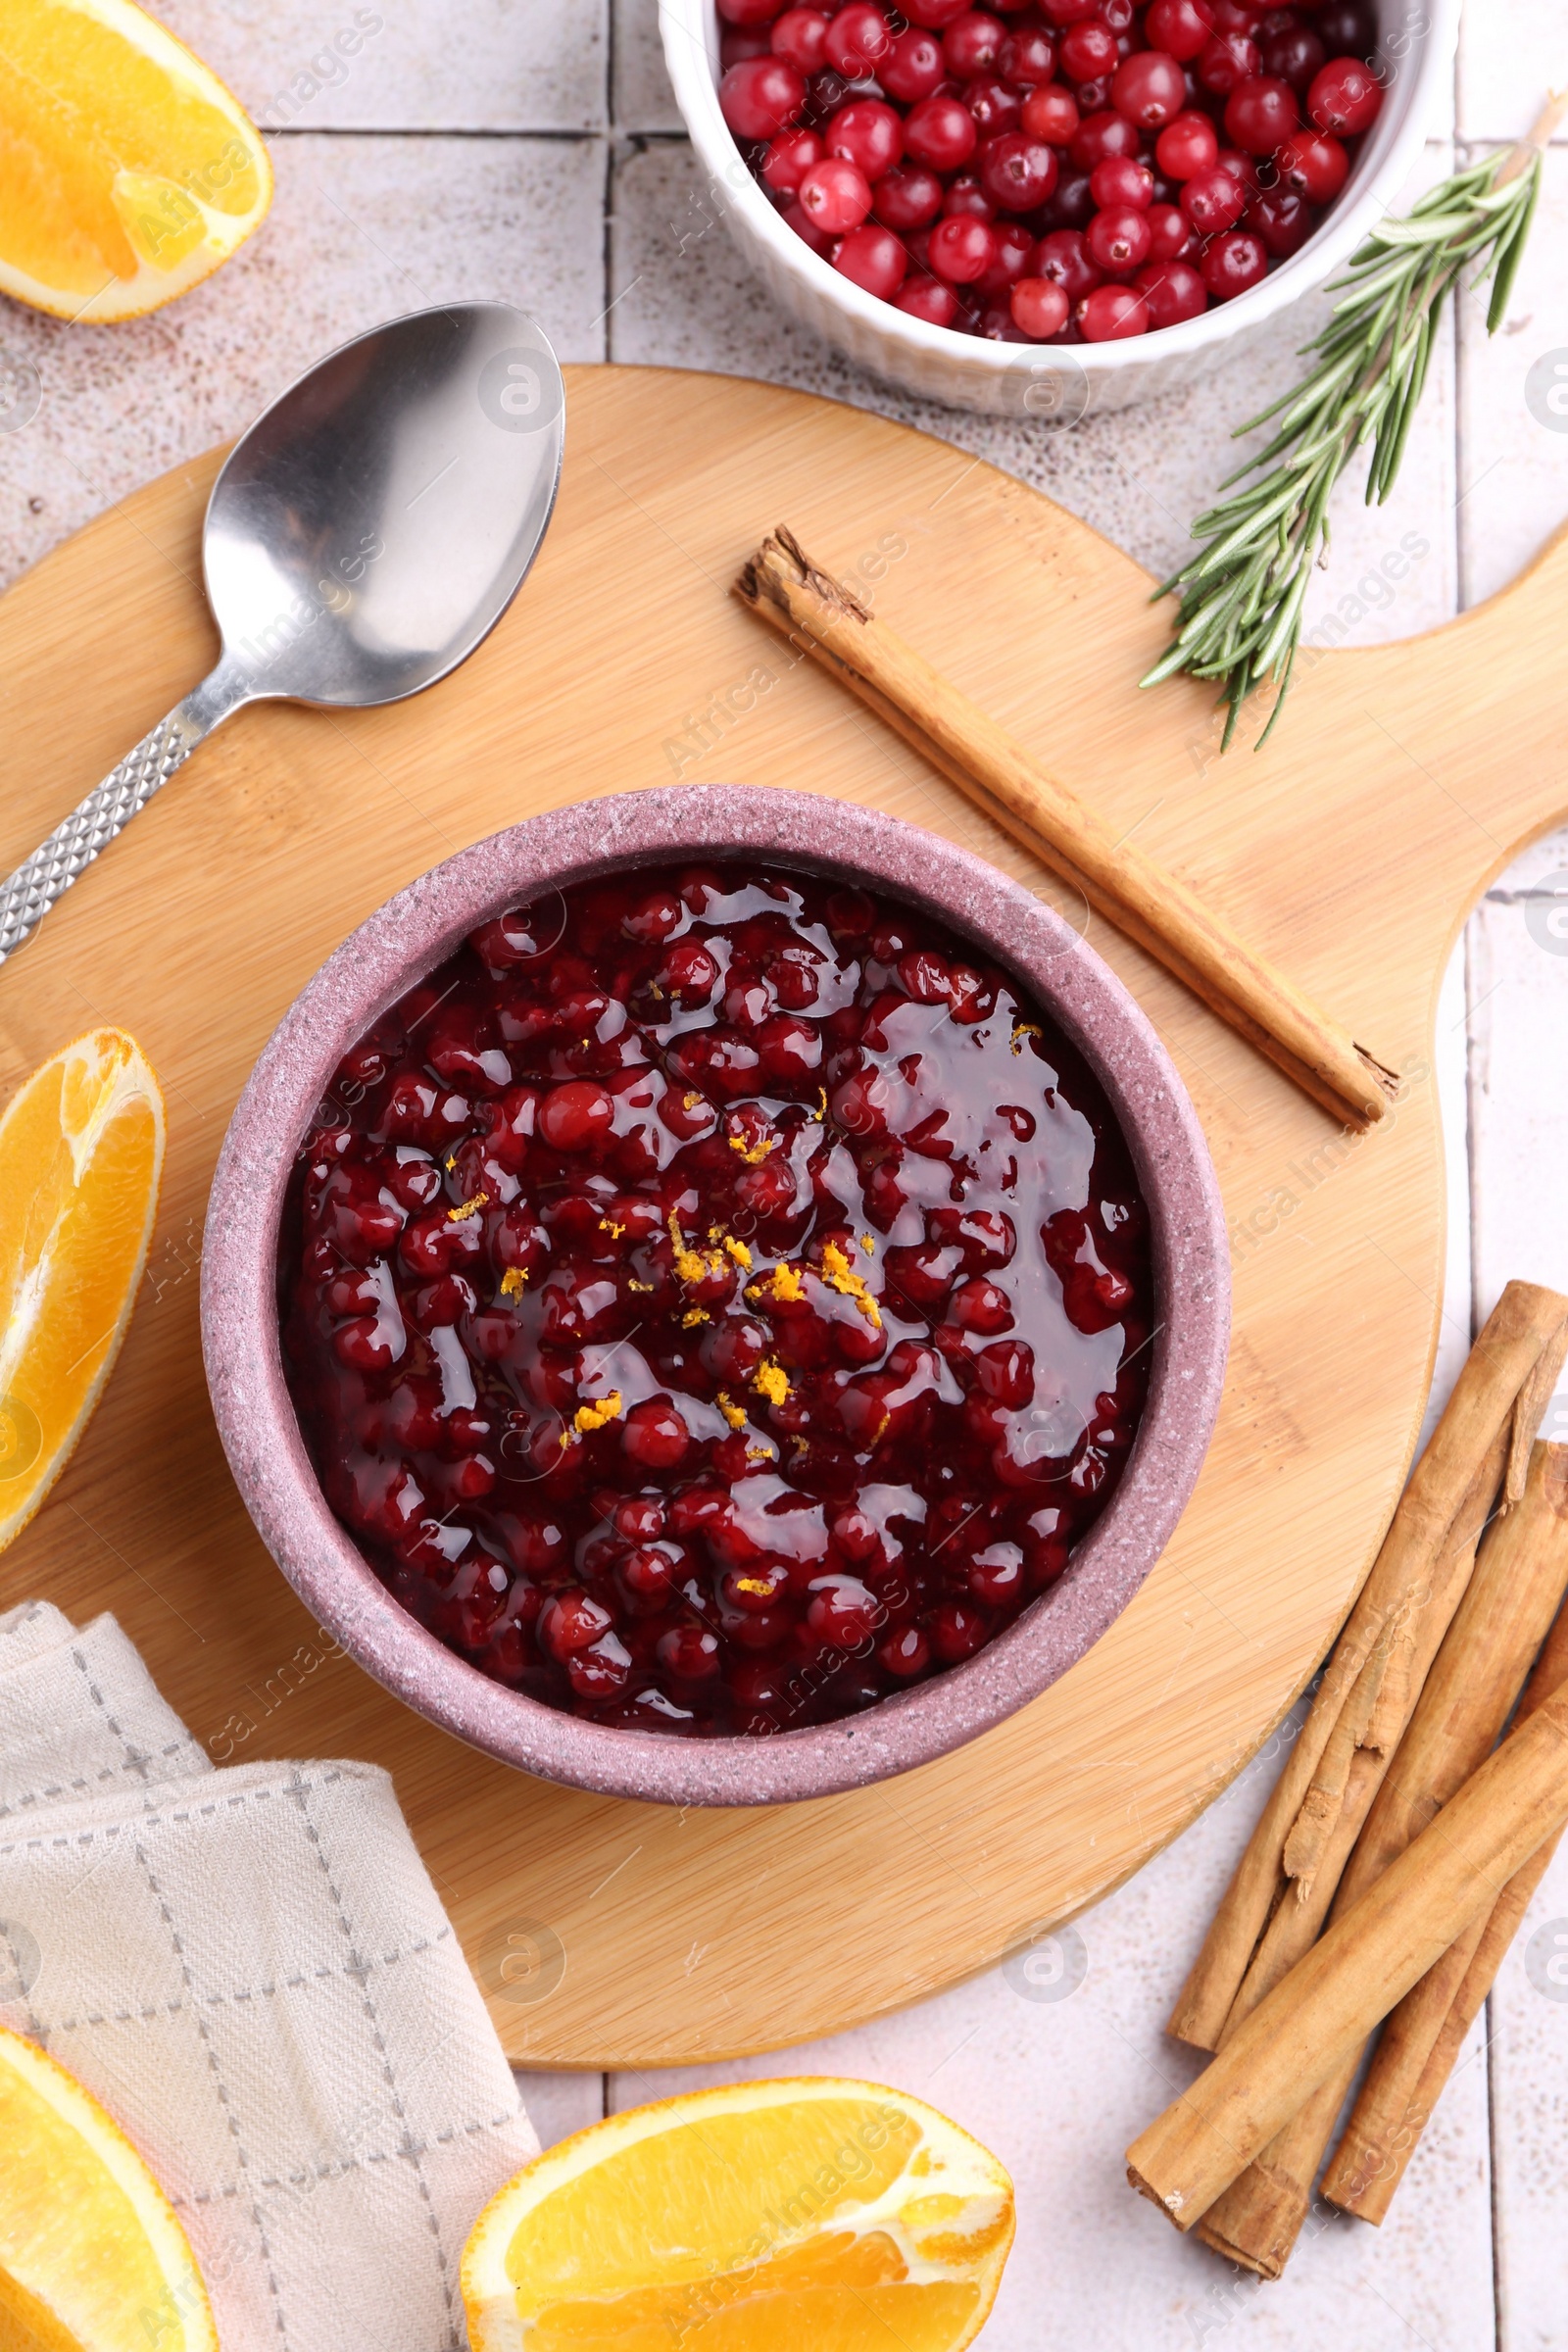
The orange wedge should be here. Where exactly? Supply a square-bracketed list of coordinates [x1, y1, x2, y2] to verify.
[0, 1029, 165, 1551]
[0, 2022, 216, 2352]
[0, 0, 271, 322]
[462, 2077, 1015, 2352]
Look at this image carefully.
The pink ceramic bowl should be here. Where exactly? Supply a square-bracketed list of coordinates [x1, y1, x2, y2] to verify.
[202, 786, 1229, 1806]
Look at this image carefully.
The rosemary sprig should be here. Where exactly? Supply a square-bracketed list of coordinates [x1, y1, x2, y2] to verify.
[1142, 92, 1566, 752]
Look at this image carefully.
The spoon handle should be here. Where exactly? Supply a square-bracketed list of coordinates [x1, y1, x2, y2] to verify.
[0, 661, 250, 964]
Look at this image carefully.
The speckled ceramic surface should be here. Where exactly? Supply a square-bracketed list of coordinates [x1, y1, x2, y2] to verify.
[202, 786, 1229, 1804]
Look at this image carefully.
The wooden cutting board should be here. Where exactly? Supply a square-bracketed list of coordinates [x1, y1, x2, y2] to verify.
[2, 365, 1564, 2069]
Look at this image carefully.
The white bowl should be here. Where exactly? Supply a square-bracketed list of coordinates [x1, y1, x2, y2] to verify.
[659, 0, 1458, 416]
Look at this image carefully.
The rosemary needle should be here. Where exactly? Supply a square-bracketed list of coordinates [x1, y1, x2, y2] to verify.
[1142, 90, 1566, 752]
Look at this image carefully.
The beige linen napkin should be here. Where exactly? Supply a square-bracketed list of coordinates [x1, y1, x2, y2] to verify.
[0, 1607, 539, 2352]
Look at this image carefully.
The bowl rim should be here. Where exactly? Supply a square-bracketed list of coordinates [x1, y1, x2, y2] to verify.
[202, 786, 1230, 1806]
[657, 0, 1461, 399]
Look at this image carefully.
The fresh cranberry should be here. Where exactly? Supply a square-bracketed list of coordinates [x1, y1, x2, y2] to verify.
[1213, 143, 1258, 186]
[1154, 106, 1218, 177]
[929, 212, 998, 281]
[834, 220, 908, 296]
[964, 75, 1023, 136]
[1275, 126, 1347, 203]
[904, 0, 975, 24]
[999, 24, 1057, 84]
[823, 1, 895, 76]
[1200, 225, 1267, 297]
[717, 0, 789, 23]
[943, 10, 1006, 76]
[942, 171, 996, 218]
[826, 98, 905, 177]
[979, 131, 1058, 211]
[1039, 165, 1092, 224]
[720, 24, 773, 67]
[896, 272, 962, 321]
[1133, 255, 1203, 321]
[873, 162, 946, 227]
[1060, 18, 1118, 79]
[1312, 1, 1371, 56]
[976, 218, 1037, 292]
[1248, 183, 1314, 254]
[762, 125, 824, 191]
[799, 155, 874, 230]
[1031, 225, 1102, 298]
[1180, 160, 1248, 229]
[1143, 201, 1191, 258]
[1308, 55, 1381, 135]
[1110, 48, 1186, 125]
[1078, 281, 1149, 336]
[1089, 154, 1153, 210]
[904, 89, 979, 170]
[1067, 106, 1142, 168]
[1143, 0, 1214, 61]
[1196, 29, 1258, 91]
[1258, 20, 1323, 92]
[718, 54, 807, 137]
[1011, 275, 1071, 337]
[1022, 82, 1079, 142]
[881, 25, 947, 100]
[1224, 72, 1298, 153]
[770, 6, 831, 73]
[782, 196, 835, 252]
[1085, 203, 1151, 272]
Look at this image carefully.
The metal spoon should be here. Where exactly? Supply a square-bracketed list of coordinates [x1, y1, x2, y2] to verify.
[0, 300, 564, 963]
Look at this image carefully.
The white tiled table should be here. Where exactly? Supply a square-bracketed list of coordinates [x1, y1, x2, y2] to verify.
[5, 6, 1567, 2341]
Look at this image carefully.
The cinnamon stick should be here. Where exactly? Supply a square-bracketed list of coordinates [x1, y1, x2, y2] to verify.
[1166, 1281, 1568, 2053]
[1193, 2074, 1344, 2279]
[1126, 1680, 1568, 2228]
[1325, 1567, 1568, 2220]
[734, 527, 1397, 1128]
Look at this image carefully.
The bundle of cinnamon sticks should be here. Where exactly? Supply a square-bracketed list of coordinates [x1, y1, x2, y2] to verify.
[1127, 1279, 1568, 2277]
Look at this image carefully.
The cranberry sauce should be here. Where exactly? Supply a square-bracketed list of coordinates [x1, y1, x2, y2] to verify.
[278, 862, 1153, 1737]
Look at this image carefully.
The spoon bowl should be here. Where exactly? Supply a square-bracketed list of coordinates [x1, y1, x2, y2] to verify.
[205, 304, 564, 709]
[0, 301, 564, 962]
